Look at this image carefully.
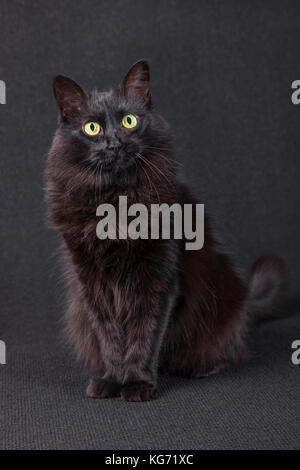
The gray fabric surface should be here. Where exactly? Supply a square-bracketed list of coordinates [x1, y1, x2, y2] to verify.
[1, 0, 300, 451]
[1, 310, 299, 450]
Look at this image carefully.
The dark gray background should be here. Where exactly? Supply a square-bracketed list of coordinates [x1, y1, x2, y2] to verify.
[0, 0, 300, 450]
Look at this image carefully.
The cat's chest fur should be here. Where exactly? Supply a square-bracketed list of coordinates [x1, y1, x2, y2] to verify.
[57, 187, 179, 319]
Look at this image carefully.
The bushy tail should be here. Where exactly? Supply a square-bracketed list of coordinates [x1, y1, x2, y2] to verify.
[246, 255, 286, 322]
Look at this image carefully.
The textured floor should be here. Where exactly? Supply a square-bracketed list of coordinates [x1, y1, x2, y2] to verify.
[1, 309, 300, 450]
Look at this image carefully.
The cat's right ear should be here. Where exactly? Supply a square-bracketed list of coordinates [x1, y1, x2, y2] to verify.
[53, 75, 87, 119]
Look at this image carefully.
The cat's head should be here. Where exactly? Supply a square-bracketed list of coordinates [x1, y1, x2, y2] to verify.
[52, 60, 172, 175]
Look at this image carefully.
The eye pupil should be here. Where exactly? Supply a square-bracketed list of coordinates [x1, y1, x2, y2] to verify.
[122, 114, 137, 129]
[90, 123, 95, 131]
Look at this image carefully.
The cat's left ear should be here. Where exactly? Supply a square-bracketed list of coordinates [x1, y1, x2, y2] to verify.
[53, 75, 88, 119]
[121, 60, 150, 106]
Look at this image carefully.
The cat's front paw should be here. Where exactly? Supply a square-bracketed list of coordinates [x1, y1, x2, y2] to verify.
[86, 378, 120, 399]
[121, 381, 158, 402]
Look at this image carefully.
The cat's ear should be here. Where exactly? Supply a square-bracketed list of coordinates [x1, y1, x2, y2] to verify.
[53, 75, 87, 118]
[121, 60, 150, 106]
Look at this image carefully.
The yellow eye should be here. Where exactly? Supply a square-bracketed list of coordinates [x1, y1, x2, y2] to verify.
[83, 121, 101, 136]
[122, 114, 137, 129]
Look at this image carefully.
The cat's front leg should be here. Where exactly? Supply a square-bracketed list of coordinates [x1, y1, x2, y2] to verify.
[120, 285, 178, 402]
[120, 318, 160, 402]
[121, 381, 158, 402]
[86, 376, 121, 399]
[86, 308, 123, 399]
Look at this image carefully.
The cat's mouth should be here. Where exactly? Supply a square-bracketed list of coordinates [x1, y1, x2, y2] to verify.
[89, 152, 116, 169]
[89, 148, 138, 172]
[101, 155, 115, 168]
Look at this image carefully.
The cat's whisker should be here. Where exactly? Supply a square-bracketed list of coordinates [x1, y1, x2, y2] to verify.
[136, 158, 152, 195]
[144, 146, 172, 152]
[141, 150, 179, 174]
[135, 154, 161, 204]
[144, 146, 184, 166]
[65, 167, 90, 196]
[146, 149, 184, 169]
[138, 153, 173, 186]
[97, 163, 103, 205]
[94, 161, 101, 206]
[138, 154, 169, 185]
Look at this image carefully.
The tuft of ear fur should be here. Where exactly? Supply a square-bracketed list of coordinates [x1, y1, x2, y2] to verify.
[121, 60, 150, 106]
[53, 75, 87, 119]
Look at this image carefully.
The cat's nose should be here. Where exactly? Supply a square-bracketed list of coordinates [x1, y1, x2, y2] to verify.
[106, 139, 121, 152]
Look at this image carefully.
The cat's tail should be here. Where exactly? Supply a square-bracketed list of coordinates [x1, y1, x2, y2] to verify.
[246, 255, 286, 323]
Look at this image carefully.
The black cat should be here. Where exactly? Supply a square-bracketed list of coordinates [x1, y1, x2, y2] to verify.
[45, 60, 285, 401]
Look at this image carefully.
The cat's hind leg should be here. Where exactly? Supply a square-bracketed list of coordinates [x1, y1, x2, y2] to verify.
[167, 361, 229, 379]
[162, 322, 250, 380]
